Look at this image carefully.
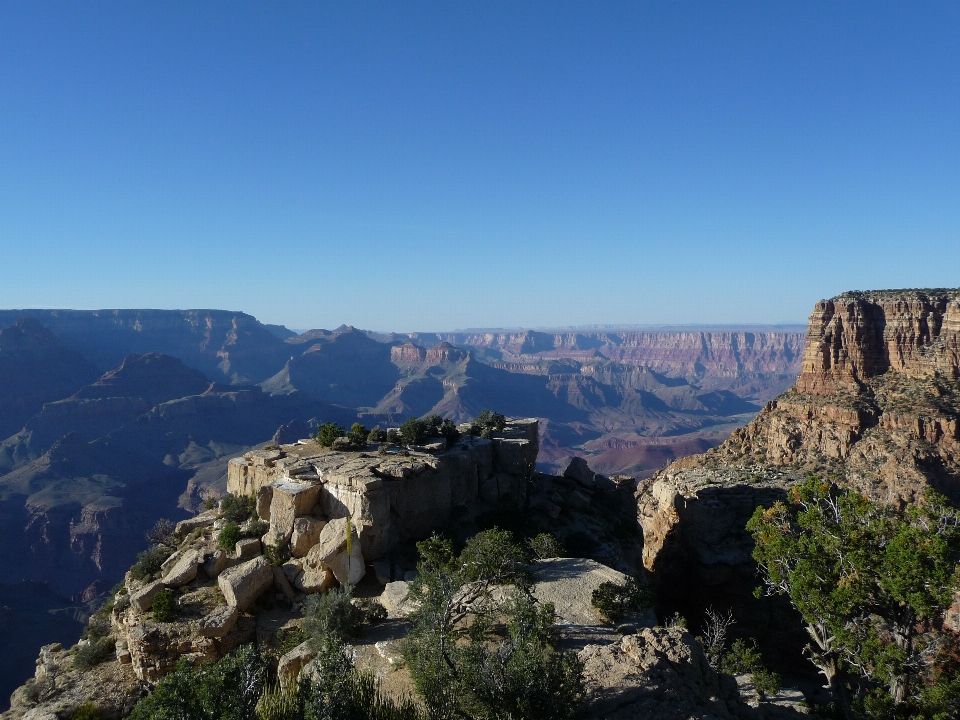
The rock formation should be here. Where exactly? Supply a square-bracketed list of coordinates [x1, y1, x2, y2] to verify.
[680, 289, 960, 504]
[635, 288, 960, 672]
[228, 419, 539, 561]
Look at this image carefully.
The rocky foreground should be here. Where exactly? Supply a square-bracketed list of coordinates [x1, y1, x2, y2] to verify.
[3, 420, 806, 719]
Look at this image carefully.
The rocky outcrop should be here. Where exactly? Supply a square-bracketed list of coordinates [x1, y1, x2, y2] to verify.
[635, 466, 809, 672]
[635, 289, 960, 677]
[680, 289, 960, 504]
[228, 419, 540, 561]
[578, 626, 804, 719]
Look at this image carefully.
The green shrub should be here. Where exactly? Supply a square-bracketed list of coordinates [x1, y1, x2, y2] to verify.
[399, 417, 432, 446]
[386, 428, 401, 444]
[527, 533, 564, 560]
[316, 421, 345, 448]
[219, 493, 256, 524]
[403, 532, 583, 720]
[722, 639, 781, 700]
[202, 496, 217, 511]
[472, 410, 506, 438]
[275, 626, 307, 655]
[591, 576, 653, 623]
[367, 426, 387, 443]
[245, 519, 269, 538]
[72, 702, 101, 720]
[218, 524, 242, 551]
[348, 423, 368, 448]
[129, 545, 174, 581]
[73, 637, 115, 670]
[128, 645, 268, 720]
[152, 589, 176, 622]
[303, 585, 366, 645]
[399, 415, 460, 447]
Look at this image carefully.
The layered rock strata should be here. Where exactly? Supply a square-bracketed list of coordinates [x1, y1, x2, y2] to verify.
[671, 289, 960, 503]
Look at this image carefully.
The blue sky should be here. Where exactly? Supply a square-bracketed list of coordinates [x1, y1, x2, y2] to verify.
[1, 2, 958, 332]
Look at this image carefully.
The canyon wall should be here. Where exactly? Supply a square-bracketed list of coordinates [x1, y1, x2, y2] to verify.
[395, 329, 806, 388]
[686, 289, 960, 503]
[635, 289, 960, 670]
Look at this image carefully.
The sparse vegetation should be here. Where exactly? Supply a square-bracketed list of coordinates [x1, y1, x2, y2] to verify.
[590, 575, 653, 623]
[316, 421, 345, 448]
[471, 410, 506, 438]
[696, 606, 735, 671]
[398, 415, 461, 447]
[264, 536, 291, 566]
[527, 532, 565, 560]
[402, 530, 584, 720]
[72, 702, 102, 720]
[219, 493, 256, 524]
[721, 639, 781, 701]
[152, 589, 176, 622]
[302, 585, 366, 645]
[367, 426, 387, 443]
[73, 636, 115, 671]
[145, 518, 177, 546]
[245, 519, 269, 539]
[347, 422, 368, 448]
[129, 545, 174, 581]
[217, 524, 242, 550]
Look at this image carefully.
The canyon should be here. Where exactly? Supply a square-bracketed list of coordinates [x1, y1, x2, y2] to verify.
[0, 308, 804, 709]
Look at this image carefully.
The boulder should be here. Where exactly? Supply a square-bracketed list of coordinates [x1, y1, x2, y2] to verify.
[256, 485, 273, 521]
[303, 517, 365, 585]
[268, 480, 323, 541]
[176, 514, 216, 536]
[162, 549, 201, 587]
[278, 641, 315, 689]
[281, 559, 303, 584]
[578, 627, 746, 720]
[233, 537, 261, 560]
[130, 580, 166, 613]
[563, 456, 596, 489]
[197, 604, 239, 638]
[290, 516, 327, 557]
[531, 557, 655, 628]
[218, 556, 274, 610]
[294, 567, 334, 594]
[379, 580, 420, 618]
[202, 549, 227, 578]
[160, 549, 183, 574]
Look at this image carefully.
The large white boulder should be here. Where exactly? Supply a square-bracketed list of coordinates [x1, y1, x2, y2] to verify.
[197, 604, 239, 638]
[162, 549, 201, 587]
[218, 556, 274, 610]
[268, 479, 323, 541]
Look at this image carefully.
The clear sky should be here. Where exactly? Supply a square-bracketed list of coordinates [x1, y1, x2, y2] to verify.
[1, 2, 958, 332]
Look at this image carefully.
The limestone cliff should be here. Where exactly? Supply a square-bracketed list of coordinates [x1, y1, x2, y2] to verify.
[671, 289, 960, 504]
[227, 419, 539, 559]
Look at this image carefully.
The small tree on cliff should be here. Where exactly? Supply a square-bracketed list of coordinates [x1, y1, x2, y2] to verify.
[747, 476, 960, 718]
